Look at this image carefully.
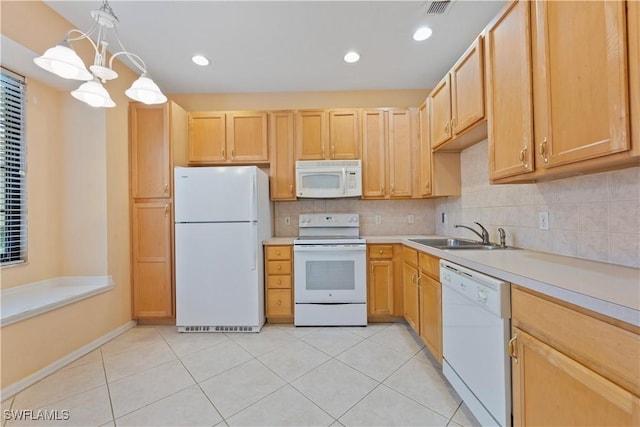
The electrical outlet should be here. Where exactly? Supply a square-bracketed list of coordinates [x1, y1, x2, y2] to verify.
[408, 214, 415, 224]
[284, 216, 290, 226]
[441, 212, 448, 224]
[375, 215, 382, 225]
[538, 211, 550, 230]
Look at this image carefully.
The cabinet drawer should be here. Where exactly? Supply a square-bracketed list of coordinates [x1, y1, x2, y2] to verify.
[369, 245, 393, 259]
[266, 289, 293, 317]
[266, 245, 292, 260]
[267, 260, 291, 275]
[418, 252, 440, 280]
[512, 286, 640, 396]
[267, 275, 292, 289]
[402, 246, 418, 266]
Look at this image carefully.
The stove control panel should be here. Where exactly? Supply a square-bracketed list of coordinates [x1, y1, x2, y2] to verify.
[298, 213, 359, 228]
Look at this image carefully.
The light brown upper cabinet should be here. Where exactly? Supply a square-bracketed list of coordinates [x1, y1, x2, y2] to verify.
[296, 109, 360, 160]
[188, 111, 268, 164]
[130, 103, 171, 199]
[361, 109, 416, 199]
[417, 101, 461, 198]
[488, 0, 638, 183]
[269, 111, 296, 201]
[429, 36, 487, 151]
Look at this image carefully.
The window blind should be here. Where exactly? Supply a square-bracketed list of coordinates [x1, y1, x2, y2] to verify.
[0, 68, 27, 265]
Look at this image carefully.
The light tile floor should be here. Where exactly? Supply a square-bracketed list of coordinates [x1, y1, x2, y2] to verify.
[2, 323, 480, 427]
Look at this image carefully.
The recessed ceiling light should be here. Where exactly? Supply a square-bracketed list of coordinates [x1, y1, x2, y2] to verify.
[413, 26, 433, 41]
[192, 55, 210, 66]
[344, 51, 360, 63]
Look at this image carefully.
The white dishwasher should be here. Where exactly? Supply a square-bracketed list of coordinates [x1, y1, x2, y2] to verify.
[440, 260, 512, 427]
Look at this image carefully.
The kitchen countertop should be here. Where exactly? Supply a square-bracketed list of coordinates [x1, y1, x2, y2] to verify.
[263, 235, 640, 326]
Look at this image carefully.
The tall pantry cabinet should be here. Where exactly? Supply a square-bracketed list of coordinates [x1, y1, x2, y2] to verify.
[129, 101, 188, 319]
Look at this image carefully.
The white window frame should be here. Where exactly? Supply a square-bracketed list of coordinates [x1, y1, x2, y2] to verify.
[0, 67, 27, 266]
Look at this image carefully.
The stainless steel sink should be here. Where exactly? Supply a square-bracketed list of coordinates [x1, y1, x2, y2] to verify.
[409, 238, 506, 250]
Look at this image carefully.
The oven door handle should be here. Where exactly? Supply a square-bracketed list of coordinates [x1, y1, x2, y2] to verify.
[293, 245, 366, 252]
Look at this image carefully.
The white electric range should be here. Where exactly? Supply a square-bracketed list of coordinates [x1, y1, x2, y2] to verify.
[293, 213, 367, 326]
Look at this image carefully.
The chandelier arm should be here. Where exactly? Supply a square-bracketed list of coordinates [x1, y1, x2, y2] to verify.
[109, 27, 147, 74]
[65, 28, 100, 54]
[108, 51, 147, 75]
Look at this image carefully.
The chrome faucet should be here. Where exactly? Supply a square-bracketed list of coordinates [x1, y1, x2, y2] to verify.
[454, 222, 491, 245]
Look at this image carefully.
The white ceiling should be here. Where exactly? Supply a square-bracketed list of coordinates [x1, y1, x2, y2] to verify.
[43, 0, 506, 94]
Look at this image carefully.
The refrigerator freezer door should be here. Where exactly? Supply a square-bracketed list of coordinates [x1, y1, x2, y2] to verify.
[174, 166, 257, 223]
[175, 222, 262, 327]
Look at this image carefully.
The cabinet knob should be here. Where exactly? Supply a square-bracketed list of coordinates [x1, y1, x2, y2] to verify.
[277, 299, 282, 306]
[276, 250, 281, 255]
[424, 180, 430, 189]
[289, 184, 293, 195]
[164, 184, 168, 194]
[231, 148, 235, 158]
[444, 122, 449, 134]
[451, 117, 457, 130]
[331, 145, 335, 158]
[221, 148, 225, 158]
[277, 265, 282, 270]
[164, 204, 169, 217]
[379, 249, 383, 254]
[277, 279, 282, 285]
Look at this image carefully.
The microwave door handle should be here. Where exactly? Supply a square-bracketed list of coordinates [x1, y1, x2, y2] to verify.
[343, 168, 347, 195]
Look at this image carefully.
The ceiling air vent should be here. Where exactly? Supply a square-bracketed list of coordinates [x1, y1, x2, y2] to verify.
[426, 1, 452, 15]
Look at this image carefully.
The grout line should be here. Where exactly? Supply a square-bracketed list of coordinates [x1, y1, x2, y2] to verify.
[101, 347, 117, 427]
[157, 326, 227, 426]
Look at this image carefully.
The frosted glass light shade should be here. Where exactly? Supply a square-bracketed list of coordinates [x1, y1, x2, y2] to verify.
[34, 44, 93, 81]
[125, 76, 167, 104]
[71, 80, 115, 108]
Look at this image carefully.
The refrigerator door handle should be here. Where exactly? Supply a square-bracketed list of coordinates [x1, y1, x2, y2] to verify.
[250, 222, 257, 270]
[250, 172, 257, 221]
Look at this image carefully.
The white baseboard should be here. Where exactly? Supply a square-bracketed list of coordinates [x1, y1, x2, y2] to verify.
[1, 320, 136, 400]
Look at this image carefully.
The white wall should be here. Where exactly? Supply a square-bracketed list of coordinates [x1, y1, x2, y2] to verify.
[436, 140, 640, 268]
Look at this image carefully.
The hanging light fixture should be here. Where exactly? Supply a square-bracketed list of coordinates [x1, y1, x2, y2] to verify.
[34, 0, 166, 108]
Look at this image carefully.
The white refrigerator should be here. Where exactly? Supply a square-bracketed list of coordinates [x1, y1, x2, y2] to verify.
[174, 166, 272, 332]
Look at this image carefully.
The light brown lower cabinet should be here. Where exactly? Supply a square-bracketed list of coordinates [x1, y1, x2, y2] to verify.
[511, 286, 640, 426]
[265, 245, 293, 323]
[367, 244, 403, 320]
[402, 246, 442, 364]
[131, 201, 173, 318]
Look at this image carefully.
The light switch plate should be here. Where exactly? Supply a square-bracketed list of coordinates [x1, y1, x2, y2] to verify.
[408, 214, 415, 224]
[375, 215, 382, 225]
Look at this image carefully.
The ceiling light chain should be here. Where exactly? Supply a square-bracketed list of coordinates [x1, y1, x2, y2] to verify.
[33, 0, 166, 108]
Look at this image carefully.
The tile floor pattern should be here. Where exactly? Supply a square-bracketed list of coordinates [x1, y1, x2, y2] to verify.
[2, 323, 480, 427]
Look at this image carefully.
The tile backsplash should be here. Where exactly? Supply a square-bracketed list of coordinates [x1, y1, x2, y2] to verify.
[274, 199, 435, 237]
[435, 140, 640, 268]
[272, 140, 639, 268]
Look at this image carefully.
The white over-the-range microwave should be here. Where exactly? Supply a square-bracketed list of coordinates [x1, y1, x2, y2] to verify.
[295, 160, 362, 198]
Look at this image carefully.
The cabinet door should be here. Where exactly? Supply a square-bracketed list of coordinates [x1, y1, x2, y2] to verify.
[269, 111, 296, 200]
[418, 274, 442, 364]
[403, 262, 420, 334]
[361, 110, 387, 198]
[429, 75, 452, 149]
[132, 201, 173, 318]
[532, 0, 630, 168]
[189, 112, 226, 163]
[227, 111, 269, 162]
[451, 36, 485, 135]
[329, 110, 360, 159]
[512, 328, 640, 426]
[296, 110, 327, 160]
[130, 103, 170, 198]
[388, 109, 413, 198]
[630, 0, 640, 151]
[417, 101, 432, 197]
[486, 0, 535, 180]
[368, 259, 394, 316]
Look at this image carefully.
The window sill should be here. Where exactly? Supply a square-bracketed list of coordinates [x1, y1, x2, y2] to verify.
[1, 276, 114, 327]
